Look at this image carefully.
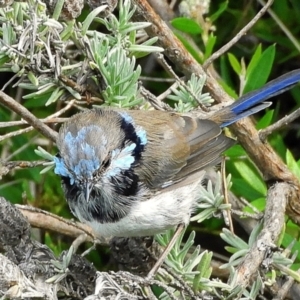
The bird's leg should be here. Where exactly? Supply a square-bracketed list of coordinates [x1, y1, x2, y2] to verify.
[146, 223, 185, 280]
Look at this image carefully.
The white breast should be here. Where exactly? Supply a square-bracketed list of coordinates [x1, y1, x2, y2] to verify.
[84, 171, 205, 238]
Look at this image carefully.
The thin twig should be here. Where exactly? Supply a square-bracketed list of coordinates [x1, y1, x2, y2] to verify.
[0, 91, 57, 142]
[139, 84, 171, 111]
[140, 76, 176, 83]
[156, 53, 209, 111]
[0, 99, 75, 141]
[1, 160, 46, 170]
[0, 127, 37, 142]
[259, 108, 300, 141]
[160, 265, 197, 299]
[157, 81, 180, 102]
[49, 99, 76, 118]
[272, 268, 300, 300]
[203, 0, 274, 69]
[272, 276, 295, 300]
[222, 159, 234, 232]
[0, 160, 47, 179]
[0, 118, 68, 128]
[231, 209, 263, 220]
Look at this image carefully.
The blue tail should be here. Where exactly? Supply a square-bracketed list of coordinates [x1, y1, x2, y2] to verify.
[221, 69, 300, 127]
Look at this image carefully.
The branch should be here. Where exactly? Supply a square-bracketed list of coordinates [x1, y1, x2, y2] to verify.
[0, 197, 97, 298]
[259, 107, 300, 141]
[0, 91, 57, 142]
[233, 182, 291, 289]
[16, 204, 96, 242]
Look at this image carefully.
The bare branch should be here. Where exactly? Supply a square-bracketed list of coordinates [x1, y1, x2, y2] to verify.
[233, 182, 291, 289]
[259, 108, 300, 141]
[16, 204, 97, 243]
[203, 0, 274, 69]
[0, 91, 57, 142]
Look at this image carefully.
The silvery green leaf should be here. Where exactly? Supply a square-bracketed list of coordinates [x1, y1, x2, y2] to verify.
[221, 228, 248, 250]
[27, 71, 39, 86]
[64, 85, 82, 100]
[60, 19, 75, 40]
[197, 251, 213, 278]
[39, 164, 55, 174]
[3, 22, 16, 45]
[44, 18, 64, 30]
[120, 22, 152, 34]
[22, 83, 56, 98]
[51, 259, 64, 270]
[128, 44, 164, 53]
[177, 231, 195, 263]
[190, 207, 215, 222]
[272, 252, 293, 265]
[183, 246, 201, 271]
[45, 87, 65, 106]
[248, 221, 263, 247]
[81, 5, 108, 35]
[228, 249, 249, 265]
[62, 245, 75, 268]
[140, 36, 159, 46]
[11, 64, 20, 73]
[203, 279, 231, 289]
[219, 203, 232, 210]
[46, 273, 64, 283]
[35, 146, 55, 161]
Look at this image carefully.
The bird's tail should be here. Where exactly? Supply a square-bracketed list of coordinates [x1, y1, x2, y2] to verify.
[219, 69, 300, 127]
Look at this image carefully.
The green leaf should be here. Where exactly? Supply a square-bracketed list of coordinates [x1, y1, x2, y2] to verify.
[204, 34, 216, 60]
[27, 71, 39, 86]
[243, 197, 266, 213]
[233, 160, 266, 195]
[243, 44, 276, 94]
[171, 17, 203, 34]
[193, 251, 213, 292]
[256, 110, 274, 129]
[45, 88, 65, 106]
[231, 178, 265, 201]
[286, 149, 300, 179]
[282, 233, 300, 261]
[210, 1, 229, 22]
[228, 53, 241, 75]
[175, 32, 203, 63]
[0, 55, 10, 67]
[224, 145, 245, 158]
[218, 79, 238, 99]
[23, 92, 53, 107]
[246, 44, 262, 77]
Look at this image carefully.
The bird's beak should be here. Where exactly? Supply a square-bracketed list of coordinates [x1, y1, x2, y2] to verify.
[85, 182, 93, 202]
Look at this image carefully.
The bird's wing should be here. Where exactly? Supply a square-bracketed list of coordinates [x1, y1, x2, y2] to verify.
[129, 110, 234, 190]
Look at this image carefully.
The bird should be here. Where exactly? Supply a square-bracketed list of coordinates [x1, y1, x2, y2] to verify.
[53, 70, 300, 276]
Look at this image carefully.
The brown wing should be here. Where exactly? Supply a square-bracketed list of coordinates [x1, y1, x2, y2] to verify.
[129, 110, 235, 189]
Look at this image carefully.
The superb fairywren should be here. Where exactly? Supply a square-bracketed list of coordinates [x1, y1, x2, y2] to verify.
[54, 70, 300, 241]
